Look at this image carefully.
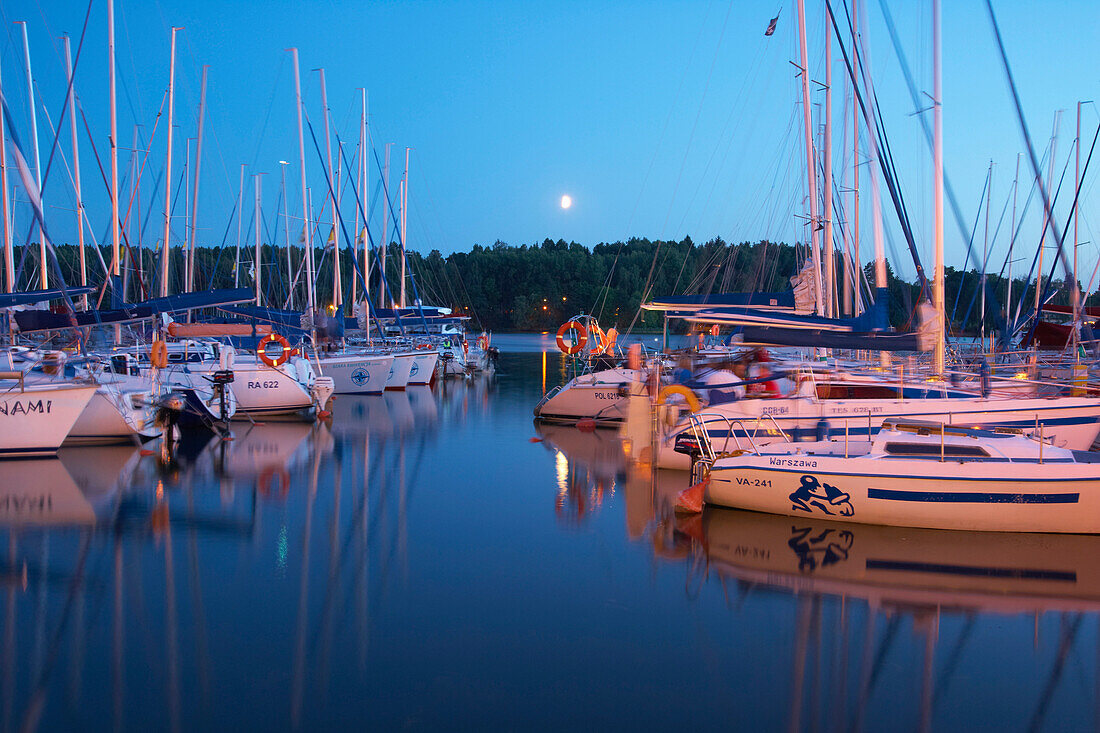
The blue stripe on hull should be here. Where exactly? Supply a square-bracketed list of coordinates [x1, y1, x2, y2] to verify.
[868, 488, 1080, 504]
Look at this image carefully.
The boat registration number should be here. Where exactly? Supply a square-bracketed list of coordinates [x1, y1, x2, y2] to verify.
[593, 392, 618, 400]
[735, 477, 772, 487]
[247, 381, 280, 389]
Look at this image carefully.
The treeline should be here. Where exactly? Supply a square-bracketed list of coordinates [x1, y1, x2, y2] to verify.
[15, 238, 1091, 334]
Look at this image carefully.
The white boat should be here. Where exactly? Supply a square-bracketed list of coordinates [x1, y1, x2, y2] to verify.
[656, 374, 1100, 469]
[534, 367, 648, 423]
[406, 349, 439, 385]
[317, 352, 394, 395]
[0, 375, 98, 458]
[384, 351, 416, 390]
[691, 417, 1100, 533]
[66, 372, 160, 445]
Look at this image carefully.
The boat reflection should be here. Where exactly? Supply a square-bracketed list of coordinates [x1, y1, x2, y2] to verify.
[654, 506, 1100, 731]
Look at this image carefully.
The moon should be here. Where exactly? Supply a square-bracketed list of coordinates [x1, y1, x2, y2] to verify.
[560, 194, 572, 209]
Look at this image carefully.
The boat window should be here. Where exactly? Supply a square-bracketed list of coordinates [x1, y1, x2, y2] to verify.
[882, 442, 990, 457]
[817, 384, 899, 399]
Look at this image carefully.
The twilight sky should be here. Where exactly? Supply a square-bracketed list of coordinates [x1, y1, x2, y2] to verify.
[2, 0, 1100, 286]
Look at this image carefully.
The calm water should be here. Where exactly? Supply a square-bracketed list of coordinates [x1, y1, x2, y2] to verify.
[2, 333, 1099, 731]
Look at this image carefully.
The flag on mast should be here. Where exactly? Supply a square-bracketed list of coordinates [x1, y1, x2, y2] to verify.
[765, 10, 780, 36]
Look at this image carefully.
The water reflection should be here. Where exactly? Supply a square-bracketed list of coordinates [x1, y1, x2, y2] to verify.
[3, 348, 1100, 731]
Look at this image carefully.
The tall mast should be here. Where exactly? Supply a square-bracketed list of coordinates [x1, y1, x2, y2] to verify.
[363, 92, 370, 311]
[353, 89, 366, 305]
[381, 143, 392, 308]
[280, 161, 292, 309]
[160, 27, 181, 298]
[850, 0, 861, 316]
[17, 22, 46, 288]
[1074, 100, 1082, 349]
[932, 0, 945, 375]
[317, 68, 340, 311]
[234, 163, 245, 287]
[288, 49, 313, 311]
[400, 147, 409, 308]
[1035, 114, 1060, 317]
[1007, 153, 1020, 328]
[796, 0, 824, 316]
[254, 174, 263, 304]
[981, 161, 992, 341]
[188, 66, 208, 295]
[0, 49, 11, 293]
[64, 36, 87, 308]
[108, 0, 121, 282]
[823, 16, 835, 319]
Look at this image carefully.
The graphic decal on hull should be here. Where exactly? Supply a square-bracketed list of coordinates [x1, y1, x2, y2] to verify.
[351, 368, 370, 386]
[790, 475, 854, 516]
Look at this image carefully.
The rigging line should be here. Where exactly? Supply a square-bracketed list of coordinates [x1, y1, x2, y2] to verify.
[827, 0, 928, 296]
[621, 0, 716, 237]
[983, 0, 1089, 346]
[1024, 121, 1100, 343]
[1012, 138, 1075, 333]
[658, 0, 735, 240]
[248, 54, 287, 170]
[958, 177, 1016, 331]
[949, 170, 991, 323]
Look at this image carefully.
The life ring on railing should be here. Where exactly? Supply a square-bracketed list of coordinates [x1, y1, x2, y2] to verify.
[710, 324, 720, 337]
[476, 335, 489, 350]
[556, 321, 588, 355]
[657, 384, 702, 413]
[258, 467, 290, 499]
[150, 340, 169, 369]
[258, 333, 291, 368]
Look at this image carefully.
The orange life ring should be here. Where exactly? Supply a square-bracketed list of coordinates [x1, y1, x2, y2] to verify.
[150, 340, 169, 369]
[710, 324, 720, 337]
[556, 321, 588, 355]
[258, 333, 291, 368]
[476, 335, 489, 350]
[258, 467, 290, 499]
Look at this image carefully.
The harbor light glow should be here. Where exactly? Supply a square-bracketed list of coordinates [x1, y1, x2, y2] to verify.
[560, 194, 572, 209]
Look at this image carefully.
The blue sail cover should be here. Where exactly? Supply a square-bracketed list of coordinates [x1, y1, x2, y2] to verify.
[13, 288, 255, 332]
[218, 305, 305, 329]
[732, 325, 922, 352]
[682, 288, 890, 332]
[643, 291, 795, 312]
[0, 286, 96, 309]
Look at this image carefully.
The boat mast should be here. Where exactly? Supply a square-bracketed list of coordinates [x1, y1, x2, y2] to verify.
[160, 27, 181, 298]
[1007, 153, 1020, 329]
[317, 69, 340, 312]
[64, 36, 87, 308]
[288, 48, 314, 312]
[796, 0, 824, 317]
[1073, 100, 1081, 351]
[188, 66, 208, 295]
[381, 143, 392, 308]
[932, 0, 945, 375]
[823, 15, 835, 319]
[280, 161, 292, 309]
[981, 161, 992, 342]
[108, 0, 121, 286]
[850, 0, 862, 316]
[0, 48, 10, 293]
[1034, 114, 1059, 319]
[17, 23, 46, 288]
[234, 163, 245, 288]
[254, 173, 263, 305]
[400, 146, 409, 308]
[359, 89, 369, 309]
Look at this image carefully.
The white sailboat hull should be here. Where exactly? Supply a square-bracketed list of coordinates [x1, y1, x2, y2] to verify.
[705, 454, 1100, 533]
[0, 383, 98, 457]
[658, 396, 1100, 470]
[384, 353, 415, 390]
[407, 351, 439, 385]
[319, 354, 393, 395]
